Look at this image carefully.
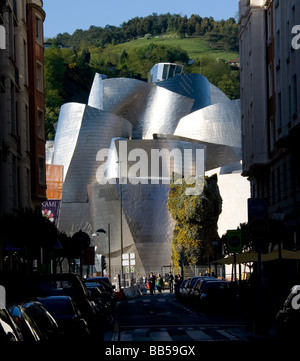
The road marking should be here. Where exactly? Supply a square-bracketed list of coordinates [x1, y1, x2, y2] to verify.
[150, 331, 173, 341]
[186, 329, 213, 341]
[217, 329, 239, 340]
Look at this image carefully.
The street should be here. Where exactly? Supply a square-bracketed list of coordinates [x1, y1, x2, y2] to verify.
[108, 290, 275, 342]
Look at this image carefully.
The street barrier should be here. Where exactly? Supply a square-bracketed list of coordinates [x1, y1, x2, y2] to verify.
[122, 285, 143, 299]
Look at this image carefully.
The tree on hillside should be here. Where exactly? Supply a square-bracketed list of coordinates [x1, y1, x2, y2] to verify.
[44, 45, 95, 139]
[186, 56, 240, 100]
[168, 174, 222, 267]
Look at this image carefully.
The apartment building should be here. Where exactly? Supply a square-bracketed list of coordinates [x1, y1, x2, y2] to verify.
[239, 0, 300, 248]
[0, 0, 46, 214]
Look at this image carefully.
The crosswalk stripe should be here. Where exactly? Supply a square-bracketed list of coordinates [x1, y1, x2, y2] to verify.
[150, 331, 173, 341]
[119, 326, 247, 341]
[216, 329, 239, 340]
[186, 329, 213, 341]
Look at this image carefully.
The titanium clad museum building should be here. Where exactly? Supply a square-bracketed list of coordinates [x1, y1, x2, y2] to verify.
[47, 63, 249, 281]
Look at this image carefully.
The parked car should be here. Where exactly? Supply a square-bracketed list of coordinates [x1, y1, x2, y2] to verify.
[38, 296, 91, 339]
[0, 307, 23, 341]
[85, 283, 115, 309]
[85, 277, 115, 295]
[196, 280, 232, 312]
[30, 272, 103, 338]
[85, 284, 114, 326]
[184, 277, 201, 303]
[190, 277, 216, 305]
[8, 301, 60, 341]
[177, 279, 189, 300]
[188, 276, 217, 304]
[275, 285, 300, 340]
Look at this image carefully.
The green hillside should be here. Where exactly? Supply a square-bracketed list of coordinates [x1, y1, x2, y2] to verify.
[44, 14, 240, 140]
[113, 34, 239, 61]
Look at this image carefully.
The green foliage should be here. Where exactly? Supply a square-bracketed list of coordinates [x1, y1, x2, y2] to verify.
[44, 13, 240, 140]
[90, 42, 189, 79]
[186, 56, 240, 100]
[168, 174, 222, 266]
[46, 13, 238, 52]
[44, 46, 95, 139]
[0, 208, 58, 265]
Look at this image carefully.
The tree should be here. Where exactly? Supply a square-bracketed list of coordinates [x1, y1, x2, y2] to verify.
[168, 174, 222, 267]
[0, 208, 58, 271]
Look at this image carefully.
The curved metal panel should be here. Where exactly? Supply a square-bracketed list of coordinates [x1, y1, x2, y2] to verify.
[87, 73, 106, 109]
[174, 100, 241, 148]
[52, 102, 86, 181]
[155, 73, 211, 111]
[134, 86, 194, 139]
[61, 106, 132, 203]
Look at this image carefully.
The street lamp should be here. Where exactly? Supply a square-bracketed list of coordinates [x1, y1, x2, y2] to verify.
[93, 227, 111, 279]
[117, 160, 124, 289]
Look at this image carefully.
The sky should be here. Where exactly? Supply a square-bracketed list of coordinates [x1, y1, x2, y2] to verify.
[43, 0, 239, 39]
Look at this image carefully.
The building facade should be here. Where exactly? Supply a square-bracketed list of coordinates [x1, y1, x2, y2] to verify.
[239, 0, 300, 249]
[0, 0, 46, 215]
[48, 67, 248, 280]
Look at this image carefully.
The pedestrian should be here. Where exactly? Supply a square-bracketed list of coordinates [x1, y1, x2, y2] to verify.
[149, 272, 156, 295]
[174, 274, 182, 295]
[168, 272, 174, 293]
[156, 273, 163, 293]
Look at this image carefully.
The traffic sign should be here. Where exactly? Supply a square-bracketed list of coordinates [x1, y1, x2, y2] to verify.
[227, 230, 242, 253]
[248, 198, 268, 219]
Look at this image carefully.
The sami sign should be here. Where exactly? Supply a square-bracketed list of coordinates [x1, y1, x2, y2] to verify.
[41, 200, 61, 225]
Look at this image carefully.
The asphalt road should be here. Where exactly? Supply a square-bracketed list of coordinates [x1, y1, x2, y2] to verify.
[109, 290, 267, 342]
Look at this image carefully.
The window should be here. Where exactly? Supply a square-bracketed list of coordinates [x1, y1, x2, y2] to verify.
[25, 105, 30, 151]
[269, 116, 275, 152]
[276, 30, 281, 66]
[292, 74, 298, 119]
[36, 16, 42, 44]
[24, 40, 28, 86]
[277, 92, 282, 133]
[36, 62, 43, 92]
[11, 81, 16, 134]
[12, 155, 18, 208]
[8, 10, 14, 59]
[267, 8, 272, 42]
[38, 157, 46, 186]
[37, 109, 44, 139]
[268, 63, 273, 98]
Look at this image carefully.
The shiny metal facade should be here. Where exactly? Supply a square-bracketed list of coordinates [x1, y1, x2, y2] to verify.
[48, 65, 243, 277]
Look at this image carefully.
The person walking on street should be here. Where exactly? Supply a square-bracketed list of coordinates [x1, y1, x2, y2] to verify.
[156, 273, 163, 293]
[168, 272, 174, 293]
[175, 274, 182, 295]
[149, 272, 156, 295]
